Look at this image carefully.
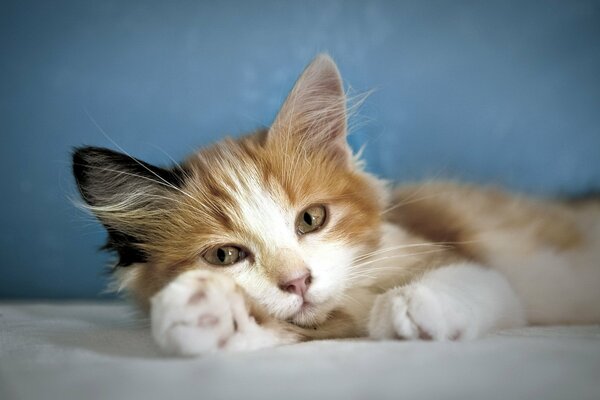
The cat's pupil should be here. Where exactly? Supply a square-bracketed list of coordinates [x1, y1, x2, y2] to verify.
[217, 248, 226, 262]
[304, 212, 313, 225]
[203, 246, 245, 266]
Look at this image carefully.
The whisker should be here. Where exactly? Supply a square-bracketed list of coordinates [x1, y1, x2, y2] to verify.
[351, 243, 451, 262]
[149, 144, 193, 182]
[349, 249, 448, 271]
[380, 192, 449, 215]
[83, 109, 197, 201]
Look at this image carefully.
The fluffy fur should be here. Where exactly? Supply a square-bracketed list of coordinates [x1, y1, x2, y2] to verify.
[73, 54, 600, 355]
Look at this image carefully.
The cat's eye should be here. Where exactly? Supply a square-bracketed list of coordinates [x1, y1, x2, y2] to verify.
[203, 246, 247, 266]
[296, 205, 327, 235]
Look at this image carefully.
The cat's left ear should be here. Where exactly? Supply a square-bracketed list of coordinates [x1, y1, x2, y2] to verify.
[269, 54, 350, 164]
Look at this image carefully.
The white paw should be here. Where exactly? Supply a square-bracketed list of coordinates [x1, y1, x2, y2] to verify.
[151, 269, 280, 356]
[368, 285, 470, 341]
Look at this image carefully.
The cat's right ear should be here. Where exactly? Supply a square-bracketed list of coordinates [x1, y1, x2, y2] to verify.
[72, 146, 186, 210]
[268, 54, 351, 165]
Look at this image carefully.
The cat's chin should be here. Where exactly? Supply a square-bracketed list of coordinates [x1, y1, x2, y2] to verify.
[288, 301, 333, 327]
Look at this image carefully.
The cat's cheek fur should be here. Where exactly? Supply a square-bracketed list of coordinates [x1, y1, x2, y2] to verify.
[368, 263, 526, 341]
[302, 240, 357, 301]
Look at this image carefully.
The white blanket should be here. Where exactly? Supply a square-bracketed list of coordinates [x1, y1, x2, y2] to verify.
[1, 302, 599, 400]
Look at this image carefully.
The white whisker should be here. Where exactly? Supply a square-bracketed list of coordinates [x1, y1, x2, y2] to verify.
[84, 108, 196, 202]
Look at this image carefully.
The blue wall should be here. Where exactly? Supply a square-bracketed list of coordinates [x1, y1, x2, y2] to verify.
[1, 0, 599, 298]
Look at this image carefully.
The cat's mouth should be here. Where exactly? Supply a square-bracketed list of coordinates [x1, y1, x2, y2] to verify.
[288, 305, 317, 327]
[287, 300, 315, 318]
[287, 299, 332, 327]
[300, 301, 315, 313]
[279, 285, 339, 327]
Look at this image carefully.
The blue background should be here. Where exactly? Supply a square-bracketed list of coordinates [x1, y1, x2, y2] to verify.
[1, 0, 599, 299]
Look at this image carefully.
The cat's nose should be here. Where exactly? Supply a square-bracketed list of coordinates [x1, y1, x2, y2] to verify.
[279, 272, 312, 297]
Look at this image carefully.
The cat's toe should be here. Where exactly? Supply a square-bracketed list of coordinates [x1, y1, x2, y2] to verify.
[368, 289, 417, 339]
[389, 292, 422, 339]
[395, 286, 447, 341]
[368, 286, 453, 341]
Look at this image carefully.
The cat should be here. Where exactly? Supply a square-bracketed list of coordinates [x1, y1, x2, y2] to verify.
[72, 54, 600, 356]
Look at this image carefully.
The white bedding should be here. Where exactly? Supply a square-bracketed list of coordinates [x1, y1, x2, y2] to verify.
[1, 302, 599, 400]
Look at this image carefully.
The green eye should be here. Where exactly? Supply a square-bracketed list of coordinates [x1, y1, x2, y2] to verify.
[296, 205, 327, 235]
[203, 246, 247, 266]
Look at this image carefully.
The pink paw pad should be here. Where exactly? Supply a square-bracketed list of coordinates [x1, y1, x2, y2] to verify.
[187, 290, 207, 305]
[197, 314, 219, 327]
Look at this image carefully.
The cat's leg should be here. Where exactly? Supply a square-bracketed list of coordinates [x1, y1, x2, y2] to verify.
[368, 263, 526, 341]
[151, 269, 299, 356]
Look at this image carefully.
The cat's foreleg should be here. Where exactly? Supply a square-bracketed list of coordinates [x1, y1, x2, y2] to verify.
[151, 269, 299, 356]
[368, 263, 526, 340]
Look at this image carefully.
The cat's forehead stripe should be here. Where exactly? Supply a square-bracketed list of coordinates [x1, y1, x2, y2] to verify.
[226, 167, 298, 251]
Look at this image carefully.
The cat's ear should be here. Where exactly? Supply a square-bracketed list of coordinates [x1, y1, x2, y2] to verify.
[72, 146, 187, 265]
[72, 146, 186, 208]
[269, 54, 350, 163]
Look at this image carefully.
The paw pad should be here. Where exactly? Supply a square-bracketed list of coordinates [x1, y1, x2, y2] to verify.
[197, 314, 219, 327]
[188, 290, 207, 305]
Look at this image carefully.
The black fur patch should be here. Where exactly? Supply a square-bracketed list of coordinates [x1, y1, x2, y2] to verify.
[102, 229, 148, 267]
[72, 146, 189, 267]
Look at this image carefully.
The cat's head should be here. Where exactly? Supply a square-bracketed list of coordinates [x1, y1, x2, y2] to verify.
[73, 55, 388, 326]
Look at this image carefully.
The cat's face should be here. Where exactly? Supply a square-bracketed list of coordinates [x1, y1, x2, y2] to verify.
[73, 55, 387, 326]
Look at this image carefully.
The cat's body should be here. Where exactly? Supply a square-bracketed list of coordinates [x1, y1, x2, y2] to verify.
[73, 55, 600, 356]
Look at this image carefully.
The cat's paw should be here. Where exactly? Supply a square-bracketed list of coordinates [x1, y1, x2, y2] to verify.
[151, 269, 281, 356]
[368, 285, 469, 341]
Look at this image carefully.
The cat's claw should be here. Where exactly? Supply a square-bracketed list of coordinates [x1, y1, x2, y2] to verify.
[368, 285, 465, 341]
[151, 269, 280, 356]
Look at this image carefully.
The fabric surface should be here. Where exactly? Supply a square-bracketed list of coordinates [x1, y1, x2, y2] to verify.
[1, 303, 599, 400]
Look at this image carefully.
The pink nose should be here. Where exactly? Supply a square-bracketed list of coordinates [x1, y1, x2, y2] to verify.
[279, 273, 312, 297]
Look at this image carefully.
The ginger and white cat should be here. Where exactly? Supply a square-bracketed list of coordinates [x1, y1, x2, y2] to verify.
[73, 54, 600, 356]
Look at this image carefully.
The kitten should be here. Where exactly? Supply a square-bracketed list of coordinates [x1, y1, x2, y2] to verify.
[73, 54, 600, 356]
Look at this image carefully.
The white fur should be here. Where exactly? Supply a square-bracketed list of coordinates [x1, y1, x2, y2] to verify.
[151, 269, 285, 356]
[297, 237, 359, 325]
[231, 176, 298, 251]
[228, 205, 359, 326]
[368, 263, 526, 340]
